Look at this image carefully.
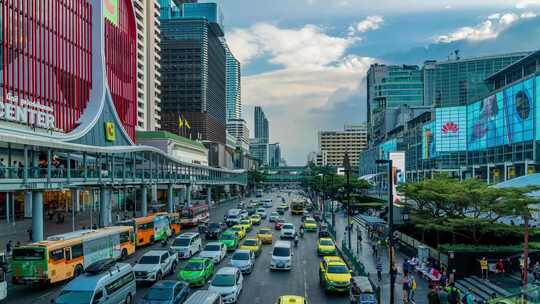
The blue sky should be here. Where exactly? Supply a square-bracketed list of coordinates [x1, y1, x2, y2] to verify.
[207, 0, 540, 165]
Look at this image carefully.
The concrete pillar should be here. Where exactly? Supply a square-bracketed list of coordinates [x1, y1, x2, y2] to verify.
[487, 165, 491, 185]
[71, 189, 80, 212]
[207, 187, 212, 206]
[504, 163, 508, 182]
[177, 188, 185, 208]
[99, 188, 111, 227]
[32, 191, 44, 242]
[141, 186, 148, 217]
[186, 184, 192, 207]
[167, 184, 174, 213]
[151, 184, 158, 209]
[24, 190, 33, 218]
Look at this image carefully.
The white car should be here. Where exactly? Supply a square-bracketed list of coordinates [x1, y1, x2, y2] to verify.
[199, 242, 227, 264]
[230, 249, 255, 274]
[171, 232, 202, 259]
[133, 250, 177, 283]
[280, 223, 296, 239]
[256, 208, 267, 219]
[269, 212, 280, 222]
[208, 267, 244, 304]
[240, 210, 249, 219]
[270, 241, 293, 271]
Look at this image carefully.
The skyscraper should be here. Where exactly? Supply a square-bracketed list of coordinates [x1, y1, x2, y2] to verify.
[134, 0, 162, 131]
[254, 106, 269, 141]
[225, 45, 241, 122]
[269, 143, 281, 167]
[159, 1, 227, 144]
[318, 124, 368, 169]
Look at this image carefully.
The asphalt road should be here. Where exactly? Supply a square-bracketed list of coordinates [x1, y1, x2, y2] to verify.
[6, 190, 349, 304]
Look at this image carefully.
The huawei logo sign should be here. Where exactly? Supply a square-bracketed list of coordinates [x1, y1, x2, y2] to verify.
[441, 121, 459, 134]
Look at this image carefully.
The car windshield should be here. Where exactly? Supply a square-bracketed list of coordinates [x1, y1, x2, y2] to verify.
[259, 229, 271, 234]
[243, 240, 258, 246]
[241, 220, 250, 224]
[139, 256, 159, 264]
[184, 261, 204, 271]
[208, 223, 220, 229]
[56, 290, 94, 304]
[173, 238, 191, 247]
[306, 220, 316, 224]
[222, 233, 236, 240]
[283, 224, 294, 230]
[320, 240, 334, 246]
[271, 213, 278, 216]
[273, 247, 290, 257]
[144, 287, 173, 301]
[211, 274, 236, 287]
[277, 220, 285, 223]
[328, 265, 349, 274]
[204, 244, 221, 251]
[232, 252, 250, 260]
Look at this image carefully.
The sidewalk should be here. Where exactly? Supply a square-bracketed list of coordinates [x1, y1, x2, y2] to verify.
[328, 211, 429, 304]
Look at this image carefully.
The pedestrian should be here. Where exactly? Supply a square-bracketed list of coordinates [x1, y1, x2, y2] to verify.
[15, 241, 20, 247]
[447, 283, 460, 304]
[403, 259, 411, 274]
[495, 259, 505, 275]
[480, 256, 489, 280]
[408, 273, 417, 304]
[376, 259, 383, 282]
[0, 158, 6, 178]
[462, 288, 475, 304]
[437, 286, 449, 304]
[373, 244, 378, 257]
[12, 161, 17, 178]
[5, 240, 12, 257]
[17, 161, 23, 178]
[27, 227, 32, 241]
[427, 285, 441, 304]
[402, 272, 410, 303]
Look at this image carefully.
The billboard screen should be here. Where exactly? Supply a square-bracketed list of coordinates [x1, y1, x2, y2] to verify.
[389, 151, 405, 204]
[435, 106, 467, 152]
[537, 76, 540, 140]
[422, 121, 436, 159]
[504, 78, 534, 144]
[379, 138, 397, 160]
[467, 93, 506, 150]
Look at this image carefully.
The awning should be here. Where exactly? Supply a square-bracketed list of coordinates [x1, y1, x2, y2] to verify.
[353, 214, 386, 227]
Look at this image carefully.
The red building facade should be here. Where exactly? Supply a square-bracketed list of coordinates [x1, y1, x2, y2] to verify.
[0, 0, 137, 142]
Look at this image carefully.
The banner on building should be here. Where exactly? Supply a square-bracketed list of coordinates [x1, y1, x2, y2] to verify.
[389, 151, 405, 204]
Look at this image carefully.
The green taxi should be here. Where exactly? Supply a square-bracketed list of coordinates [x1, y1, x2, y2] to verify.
[220, 230, 240, 251]
[177, 257, 214, 287]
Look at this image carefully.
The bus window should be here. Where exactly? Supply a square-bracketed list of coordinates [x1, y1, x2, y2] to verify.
[139, 222, 154, 230]
[72, 244, 83, 259]
[50, 249, 65, 261]
[120, 231, 130, 243]
[65, 248, 72, 261]
[12, 248, 45, 260]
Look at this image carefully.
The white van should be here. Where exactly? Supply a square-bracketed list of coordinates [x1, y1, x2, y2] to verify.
[171, 232, 202, 259]
[226, 209, 242, 226]
[55, 260, 136, 304]
[270, 241, 293, 271]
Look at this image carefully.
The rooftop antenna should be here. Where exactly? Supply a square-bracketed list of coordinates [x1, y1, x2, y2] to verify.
[454, 49, 460, 60]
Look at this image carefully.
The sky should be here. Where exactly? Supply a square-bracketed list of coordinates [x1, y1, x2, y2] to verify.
[207, 0, 540, 165]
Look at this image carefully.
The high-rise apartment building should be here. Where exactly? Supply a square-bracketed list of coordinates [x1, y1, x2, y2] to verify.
[134, 0, 162, 131]
[159, 2, 227, 144]
[254, 106, 269, 141]
[250, 138, 269, 166]
[269, 143, 281, 167]
[423, 52, 530, 107]
[227, 119, 250, 151]
[318, 124, 368, 169]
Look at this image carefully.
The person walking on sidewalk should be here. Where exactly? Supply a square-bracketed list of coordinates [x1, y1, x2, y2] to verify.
[427, 285, 440, 304]
[480, 257, 489, 280]
[5, 240, 12, 257]
[408, 273, 417, 304]
[376, 259, 383, 282]
[446, 283, 461, 304]
[401, 272, 410, 303]
[437, 286, 449, 304]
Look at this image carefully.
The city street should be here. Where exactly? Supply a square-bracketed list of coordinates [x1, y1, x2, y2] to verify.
[6, 190, 348, 304]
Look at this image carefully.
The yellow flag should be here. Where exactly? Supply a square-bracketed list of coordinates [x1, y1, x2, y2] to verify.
[178, 117, 183, 128]
[185, 119, 191, 129]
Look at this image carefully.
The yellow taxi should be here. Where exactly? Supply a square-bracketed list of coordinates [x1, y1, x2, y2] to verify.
[303, 217, 317, 232]
[257, 227, 273, 244]
[240, 237, 263, 257]
[280, 203, 289, 211]
[231, 225, 247, 239]
[319, 256, 352, 293]
[250, 214, 262, 225]
[239, 219, 253, 232]
[275, 295, 307, 304]
[317, 237, 337, 256]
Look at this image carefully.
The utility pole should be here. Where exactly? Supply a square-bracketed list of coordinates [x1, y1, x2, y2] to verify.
[343, 152, 352, 249]
[376, 158, 394, 303]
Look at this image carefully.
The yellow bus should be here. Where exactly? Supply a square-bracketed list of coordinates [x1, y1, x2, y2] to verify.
[11, 226, 135, 285]
[117, 214, 172, 247]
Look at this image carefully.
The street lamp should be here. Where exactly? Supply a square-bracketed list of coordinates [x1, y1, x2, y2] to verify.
[343, 152, 353, 249]
[375, 158, 394, 304]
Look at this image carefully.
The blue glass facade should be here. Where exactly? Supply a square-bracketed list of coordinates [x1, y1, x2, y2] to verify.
[225, 47, 241, 121]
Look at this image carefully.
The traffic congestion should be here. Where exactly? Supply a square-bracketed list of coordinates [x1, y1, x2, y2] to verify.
[6, 189, 354, 304]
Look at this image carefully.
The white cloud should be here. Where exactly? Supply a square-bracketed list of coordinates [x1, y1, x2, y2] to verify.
[516, 0, 540, 9]
[348, 16, 384, 36]
[227, 23, 375, 164]
[435, 12, 535, 43]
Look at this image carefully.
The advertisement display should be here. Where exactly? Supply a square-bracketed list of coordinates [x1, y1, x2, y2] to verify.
[153, 215, 172, 242]
[536, 76, 540, 140]
[504, 78, 534, 144]
[422, 121, 436, 159]
[435, 106, 467, 152]
[379, 138, 397, 160]
[83, 233, 121, 268]
[389, 152, 405, 204]
[468, 93, 505, 150]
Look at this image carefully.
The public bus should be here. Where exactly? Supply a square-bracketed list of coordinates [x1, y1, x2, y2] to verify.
[116, 214, 172, 247]
[155, 212, 182, 236]
[11, 226, 135, 285]
[180, 204, 209, 227]
[291, 199, 306, 215]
